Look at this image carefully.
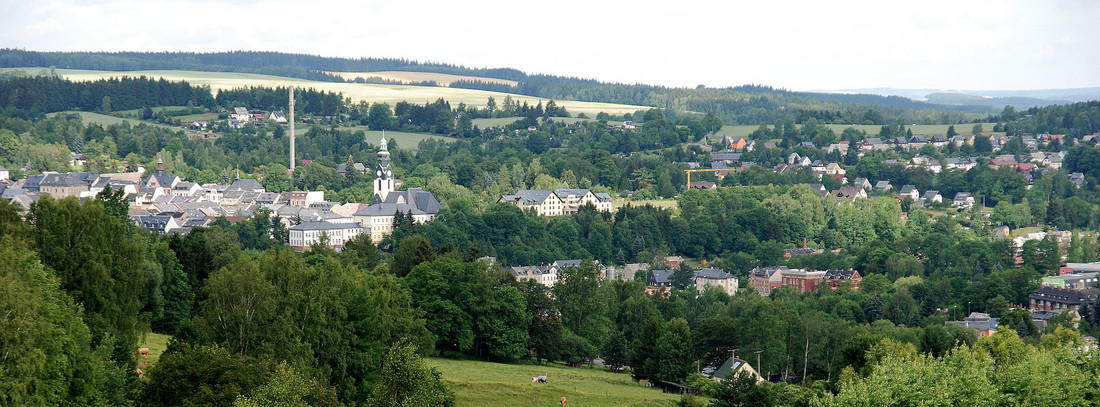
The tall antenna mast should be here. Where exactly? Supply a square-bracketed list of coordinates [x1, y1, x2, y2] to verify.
[289, 85, 296, 171]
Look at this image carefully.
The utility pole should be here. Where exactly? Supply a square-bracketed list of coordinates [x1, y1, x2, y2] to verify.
[289, 85, 296, 171]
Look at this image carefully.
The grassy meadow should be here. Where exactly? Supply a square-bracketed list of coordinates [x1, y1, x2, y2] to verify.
[136, 332, 172, 369]
[48, 111, 180, 131]
[8, 68, 648, 116]
[429, 358, 687, 407]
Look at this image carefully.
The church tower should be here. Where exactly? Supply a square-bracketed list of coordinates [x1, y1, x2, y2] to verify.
[374, 136, 394, 201]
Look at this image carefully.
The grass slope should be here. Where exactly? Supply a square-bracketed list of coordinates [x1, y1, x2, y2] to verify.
[136, 332, 171, 369]
[48, 111, 179, 131]
[10, 68, 648, 116]
[429, 358, 685, 407]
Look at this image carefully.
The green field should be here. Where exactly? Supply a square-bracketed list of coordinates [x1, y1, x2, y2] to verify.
[429, 358, 685, 407]
[6, 68, 649, 116]
[331, 126, 454, 150]
[711, 123, 999, 141]
[48, 111, 181, 131]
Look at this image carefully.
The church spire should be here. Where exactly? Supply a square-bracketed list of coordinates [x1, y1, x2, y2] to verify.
[374, 135, 394, 201]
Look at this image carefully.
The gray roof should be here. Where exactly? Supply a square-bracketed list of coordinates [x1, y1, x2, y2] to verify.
[228, 178, 264, 191]
[289, 220, 361, 231]
[594, 192, 613, 202]
[362, 188, 442, 216]
[650, 269, 674, 285]
[501, 189, 555, 205]
[553, 188, 592, 198]
[695, 268, 734, 279]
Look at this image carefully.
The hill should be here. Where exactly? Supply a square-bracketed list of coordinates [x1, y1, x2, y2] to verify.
[6, 67, 647, 116]
[428, 358, 686, 407]
[1, 50, 996, 125]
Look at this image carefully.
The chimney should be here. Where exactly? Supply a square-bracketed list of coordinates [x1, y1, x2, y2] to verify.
[803, 238, 807, 249]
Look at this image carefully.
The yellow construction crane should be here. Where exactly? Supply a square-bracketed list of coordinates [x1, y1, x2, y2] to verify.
[684, 168, 724, 188]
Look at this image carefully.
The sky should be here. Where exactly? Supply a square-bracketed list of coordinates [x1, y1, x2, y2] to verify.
[2, 0, 1099, 92]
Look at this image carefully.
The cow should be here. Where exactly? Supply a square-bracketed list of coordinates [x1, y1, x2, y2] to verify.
[138, 348, 150, 355]
[532, 375, 547, 383]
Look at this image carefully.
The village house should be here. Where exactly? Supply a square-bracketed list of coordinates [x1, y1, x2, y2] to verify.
[500, 188, 612, 215]
[948, 312, 999, 337]
[952, 192, 975, 209]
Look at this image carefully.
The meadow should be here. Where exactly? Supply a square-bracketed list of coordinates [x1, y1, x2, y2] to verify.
[333, 126, 454, 150]
[428, 358, 687, 407]
[12, 68, 649, 116]
[48, 111, 180, 131]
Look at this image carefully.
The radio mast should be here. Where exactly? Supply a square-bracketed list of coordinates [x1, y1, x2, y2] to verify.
[289, 85, 296, 171]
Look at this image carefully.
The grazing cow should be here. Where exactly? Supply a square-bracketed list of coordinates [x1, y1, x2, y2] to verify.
[138, 361, 148, 367]
[532, 375, 547, 383]
[135, 368, 145, 380]
[138, 348, 150, 355]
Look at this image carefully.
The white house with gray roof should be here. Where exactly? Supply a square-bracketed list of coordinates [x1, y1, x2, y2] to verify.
[288, 220, 363, 250]
[695, 268, 738, 296]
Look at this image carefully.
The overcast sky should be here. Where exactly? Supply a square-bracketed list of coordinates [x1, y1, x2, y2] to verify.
[3, 0, 1098, 92]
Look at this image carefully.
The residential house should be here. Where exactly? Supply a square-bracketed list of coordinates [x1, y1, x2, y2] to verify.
[133, 215, 181, 235]
[171, 181, 203, 198]
[874, 180, 893, 192]
[898, 185, 919, 200]
[689, 181, 717, 190]
[922, 190, 943, 204]
[0, 164, 7, 180]
[1069, 172, 1086, 188]
[694, 268, 738, 296]
[40, 172, 96, 198]
[788, 153, 811, 166]
[649, 269, 674, 287]
[989, 155, 1018, 169]
[952, 192, 975, 209]
[705, 357, 763, 383]
[831, 186, 867, 200]
[269, 110, 288, 124]
[665, 256, 684, 269]
[824, 163, 846, 179]
[288, 191, 325, 207]
[784, 247, 822, 260]
[850, 177, 872, 190]
[232, 107, 251, 123]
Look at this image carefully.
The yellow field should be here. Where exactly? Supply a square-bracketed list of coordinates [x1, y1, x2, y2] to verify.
[11, 68, 648, 116]
[326, 71, 519, 87]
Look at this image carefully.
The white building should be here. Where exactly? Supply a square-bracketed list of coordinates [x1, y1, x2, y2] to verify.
[500, 188, 613, 216]
[695, 268, 739, 296]
[288, 220, 363, 250]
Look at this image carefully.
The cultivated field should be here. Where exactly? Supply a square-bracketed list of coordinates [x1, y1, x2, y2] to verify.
[711, 123, 999, 141]
[9, 68, 648, 116]
[325, 71, 519, 87]
[429, 358, 686, 407]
